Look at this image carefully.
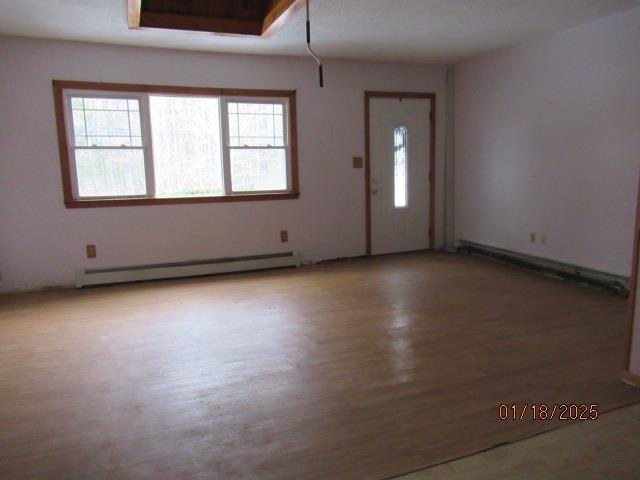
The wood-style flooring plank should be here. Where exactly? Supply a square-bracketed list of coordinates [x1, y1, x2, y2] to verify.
[0, 252, 638, 479]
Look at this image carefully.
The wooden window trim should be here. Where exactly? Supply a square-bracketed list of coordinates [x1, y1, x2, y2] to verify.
[52, 80, 300, 208]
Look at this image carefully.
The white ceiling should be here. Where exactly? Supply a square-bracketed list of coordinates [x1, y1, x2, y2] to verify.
[0, 0, 638, 63]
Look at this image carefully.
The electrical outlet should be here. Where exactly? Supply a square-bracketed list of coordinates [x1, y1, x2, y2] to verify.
[529, 232, 536, 243]
[280, 230, 288, 243]
[541, 233, 547, 245]
[86, 244, 97, 258]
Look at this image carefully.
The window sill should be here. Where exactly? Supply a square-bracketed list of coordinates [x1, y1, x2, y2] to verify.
[64, 191, 300, 208]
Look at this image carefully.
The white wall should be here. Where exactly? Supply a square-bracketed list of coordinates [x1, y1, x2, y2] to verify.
[455, 7, 640, 276]
[0, 36, 446, 292]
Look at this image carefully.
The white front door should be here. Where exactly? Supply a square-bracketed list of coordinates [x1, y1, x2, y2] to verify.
[369, 97, 431, 255]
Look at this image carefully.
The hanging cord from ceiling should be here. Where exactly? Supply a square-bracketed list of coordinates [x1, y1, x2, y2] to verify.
[305, 0, 323, 87]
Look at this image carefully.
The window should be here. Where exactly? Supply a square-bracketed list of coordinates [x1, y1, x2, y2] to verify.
[54, 81, 298, 207]
[227, 102, 288, 192]
[394, 126, 408, 208]
[70, 97, 148, 198]
[149, 96, 224, 197]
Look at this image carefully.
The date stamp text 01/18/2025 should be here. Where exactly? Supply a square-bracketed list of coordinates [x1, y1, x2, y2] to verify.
[499, 404, 599, 421]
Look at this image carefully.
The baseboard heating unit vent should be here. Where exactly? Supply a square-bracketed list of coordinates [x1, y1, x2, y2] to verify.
[458, 240, 628, 295]
[75, 251, 301, 288]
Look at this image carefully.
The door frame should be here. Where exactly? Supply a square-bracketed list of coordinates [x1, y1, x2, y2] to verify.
[364, 91, 436, 255]
[622, 174, 640, 387]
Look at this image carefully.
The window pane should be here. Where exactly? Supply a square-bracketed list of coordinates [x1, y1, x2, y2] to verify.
[394, 127, 408, 208]
[150, 96, 224, 197]
[83, 98, 130, 110]
[75, 149, 146, 197]
[230, 149, 287, 192]
[70, 97, 142, 147]
[228, 102, 285, 147]
[129, 111, 142, 137]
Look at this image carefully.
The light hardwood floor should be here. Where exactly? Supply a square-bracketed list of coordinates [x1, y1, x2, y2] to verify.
[1, 252, 639, 479]
[394, 402, 640, 479]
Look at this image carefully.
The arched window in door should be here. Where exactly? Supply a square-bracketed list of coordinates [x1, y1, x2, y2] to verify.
[394, 126, 408, 208]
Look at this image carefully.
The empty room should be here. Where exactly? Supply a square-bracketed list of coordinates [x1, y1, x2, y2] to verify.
[1, 1, 640, 478]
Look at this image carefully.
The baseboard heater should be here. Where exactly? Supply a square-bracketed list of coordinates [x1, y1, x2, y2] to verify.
[458, 240, 629, 295]
[75, 251, 301, 288]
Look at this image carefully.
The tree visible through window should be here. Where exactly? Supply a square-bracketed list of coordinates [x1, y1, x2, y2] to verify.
[394, 126, 408, 208]
[149, 96, 224, 197]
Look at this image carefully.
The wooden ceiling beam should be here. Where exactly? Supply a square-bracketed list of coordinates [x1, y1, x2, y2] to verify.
[127, 0, 304, 37]
[139, 11, 263, 36]
[262, 0, 305, 37]
[128, 0, 142, 29]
